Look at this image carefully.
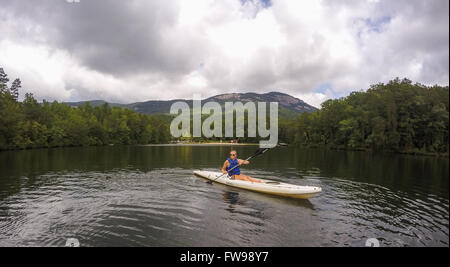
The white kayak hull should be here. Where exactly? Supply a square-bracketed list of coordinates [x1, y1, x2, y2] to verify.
[194, 171, 322, 199]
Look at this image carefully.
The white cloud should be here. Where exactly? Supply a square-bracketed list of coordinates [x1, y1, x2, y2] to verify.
[0, 0, 448, 107]
[296, 92, 331, 109]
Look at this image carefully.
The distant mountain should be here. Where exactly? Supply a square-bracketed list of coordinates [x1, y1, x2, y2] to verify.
[205, 92, 316, 113]
[65, 100, 127, 108]
[66, 92, 317, 116]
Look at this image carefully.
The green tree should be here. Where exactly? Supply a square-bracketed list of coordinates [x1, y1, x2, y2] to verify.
[293, 78, 449, 155]
[0, 68, 9, 93]
[10, 78, 21, 101]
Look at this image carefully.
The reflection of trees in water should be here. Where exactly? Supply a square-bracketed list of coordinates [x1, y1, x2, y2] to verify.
[0, 145, 266, 199]
[252, 147, 449, 199]
[0, 146, 134, 200]
[1, 145, 447, 205]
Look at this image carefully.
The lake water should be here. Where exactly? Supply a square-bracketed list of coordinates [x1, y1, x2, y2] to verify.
[0, 145, 448, 247]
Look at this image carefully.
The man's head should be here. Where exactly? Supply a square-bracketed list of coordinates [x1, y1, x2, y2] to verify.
[229, 150, 237, 159]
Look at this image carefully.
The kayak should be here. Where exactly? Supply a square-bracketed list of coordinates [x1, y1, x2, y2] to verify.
[193, 171, 322, 199]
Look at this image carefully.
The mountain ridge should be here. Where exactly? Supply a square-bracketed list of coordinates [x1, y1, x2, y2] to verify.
[66, 91, 317, 116]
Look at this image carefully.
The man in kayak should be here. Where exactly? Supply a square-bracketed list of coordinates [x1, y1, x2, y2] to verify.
[222, 150, 263, 183]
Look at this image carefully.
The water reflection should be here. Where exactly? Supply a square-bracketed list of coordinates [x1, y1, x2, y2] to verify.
[223, 191, 241, 205]
[0, 145, 448, 246]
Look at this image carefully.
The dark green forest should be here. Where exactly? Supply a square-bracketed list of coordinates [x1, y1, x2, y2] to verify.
[1, 67, 448, 156]
[282, 78, 449, 155]
[0, 68, 170, 150]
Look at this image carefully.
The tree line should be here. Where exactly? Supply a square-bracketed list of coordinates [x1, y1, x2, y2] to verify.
[0, 68, 170, 150]
[283, 78, 449, 155]
[1, 67, 448, 155]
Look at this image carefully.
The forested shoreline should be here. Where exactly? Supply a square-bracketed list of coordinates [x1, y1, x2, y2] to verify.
[280, 78, 449, 156]
[1, 68, 448, 156]
[0, 68, 170, 150]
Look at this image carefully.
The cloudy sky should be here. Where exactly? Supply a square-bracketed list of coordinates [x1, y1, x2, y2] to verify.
[0, 0, 448, 107]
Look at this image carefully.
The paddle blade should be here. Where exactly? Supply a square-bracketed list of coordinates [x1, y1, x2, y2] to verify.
[252, 148, 270, 158]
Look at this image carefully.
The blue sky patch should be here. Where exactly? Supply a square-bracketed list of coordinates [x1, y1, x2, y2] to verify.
[240, 0, 272, 8]
[364, 16, 391, 33]
[316, 83, 333, 94]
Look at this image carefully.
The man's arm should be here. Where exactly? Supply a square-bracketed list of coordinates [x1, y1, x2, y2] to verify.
[221, 160, 229, 174]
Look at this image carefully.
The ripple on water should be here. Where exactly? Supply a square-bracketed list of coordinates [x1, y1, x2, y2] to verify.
[0, 167, 448, 247]
[313, 177, 449, 246]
